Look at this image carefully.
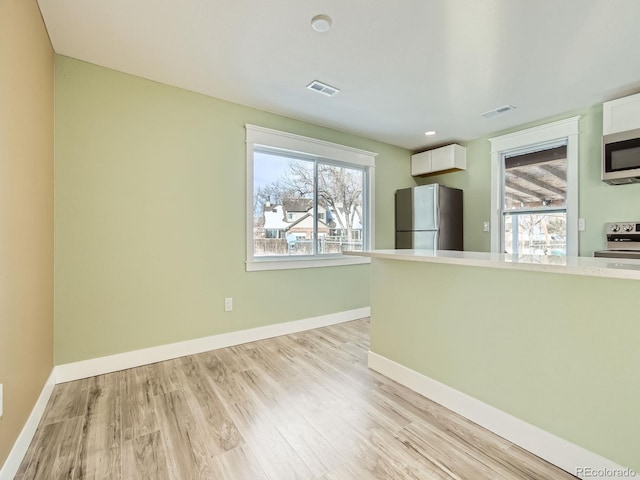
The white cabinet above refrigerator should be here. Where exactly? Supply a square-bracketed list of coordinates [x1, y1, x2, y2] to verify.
[411, 144, 466, 176]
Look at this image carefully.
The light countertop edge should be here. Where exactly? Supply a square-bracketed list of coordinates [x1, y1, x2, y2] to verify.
[343, 249, 640, 281]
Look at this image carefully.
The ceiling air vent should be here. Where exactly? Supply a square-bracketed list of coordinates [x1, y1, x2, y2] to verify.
[307, 80, 339, 97]
[481, 104, 516, 119]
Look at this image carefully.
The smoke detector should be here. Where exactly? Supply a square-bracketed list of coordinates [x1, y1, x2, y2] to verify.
[311, 15, 332, 32]
[307, 80, 339, 97]
[481, 104, 516, 118]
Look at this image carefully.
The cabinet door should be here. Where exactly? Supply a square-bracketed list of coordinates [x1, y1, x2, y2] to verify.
[411, 151, 431, 175]
[431, 145, 453, 172]
[603, 92, 640, 135]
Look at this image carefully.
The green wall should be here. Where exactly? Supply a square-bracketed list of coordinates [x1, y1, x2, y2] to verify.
[370, 258, 640, 472]
[54, 55, 413, 364]
[417, 107, 640, 255]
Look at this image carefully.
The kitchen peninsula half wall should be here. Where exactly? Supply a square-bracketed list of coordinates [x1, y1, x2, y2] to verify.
[345, 249, 639, 478]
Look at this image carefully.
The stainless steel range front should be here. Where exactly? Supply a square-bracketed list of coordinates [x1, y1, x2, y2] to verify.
[594, 222, 640, 259]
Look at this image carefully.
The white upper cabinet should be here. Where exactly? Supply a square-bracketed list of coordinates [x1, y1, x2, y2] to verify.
[603, 92, 640, 135]
[411, 144, 466, 176]
[411, 150, 432, 176]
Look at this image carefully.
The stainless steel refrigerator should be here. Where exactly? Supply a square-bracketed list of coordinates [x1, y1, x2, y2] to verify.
[395, 184, 463, 250]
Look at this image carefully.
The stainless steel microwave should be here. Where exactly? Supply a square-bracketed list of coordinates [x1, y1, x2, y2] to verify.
[603, 127, 640, 184]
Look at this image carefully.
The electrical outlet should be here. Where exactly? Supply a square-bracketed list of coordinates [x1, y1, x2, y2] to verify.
[224, 297, 233, 312]
[483, 221, 490, 232]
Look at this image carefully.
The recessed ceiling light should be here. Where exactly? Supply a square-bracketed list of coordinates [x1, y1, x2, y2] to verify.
[311, 14, 332, 33]
[425, 130, 437, 136]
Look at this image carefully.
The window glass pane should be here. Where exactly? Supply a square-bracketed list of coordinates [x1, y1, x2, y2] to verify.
[247, 126, 375, 268]
[253, 150, 314, 257]
[504, 146, 567, 211]
[317, 163, 364, 254]
[504, 212, 566, 256]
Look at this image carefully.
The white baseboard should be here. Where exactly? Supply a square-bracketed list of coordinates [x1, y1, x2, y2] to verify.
[0, 370, 56, 480]
[368, 351, 636, 480]
[55, 307, 370, 383]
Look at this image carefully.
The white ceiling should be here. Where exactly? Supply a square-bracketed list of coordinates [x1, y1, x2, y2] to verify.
[37, 0, 640, 151]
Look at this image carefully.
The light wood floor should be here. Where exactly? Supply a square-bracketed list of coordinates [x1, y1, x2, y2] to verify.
[16, 319, 577, 479]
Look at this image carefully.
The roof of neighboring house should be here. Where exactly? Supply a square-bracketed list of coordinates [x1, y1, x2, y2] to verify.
[263, 205, 289, 229]
[262, 202, 362, 231]
[282, 199, 313, 213]
[286, 213, 328, 231]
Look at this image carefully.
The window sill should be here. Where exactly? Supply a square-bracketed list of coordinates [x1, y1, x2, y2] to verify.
[246, 255, 371, 272]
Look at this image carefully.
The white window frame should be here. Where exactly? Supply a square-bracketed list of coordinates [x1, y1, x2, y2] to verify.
[246, 124, 377, 271]
[489, 116, 580, 256]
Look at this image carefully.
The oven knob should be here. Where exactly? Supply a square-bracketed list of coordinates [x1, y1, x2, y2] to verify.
[623, 224, 634, 232]
[610, 224, 620, 232]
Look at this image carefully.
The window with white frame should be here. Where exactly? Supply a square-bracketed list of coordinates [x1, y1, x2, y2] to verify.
[246, 125, 376, 271]
[489, 117, 580, 256]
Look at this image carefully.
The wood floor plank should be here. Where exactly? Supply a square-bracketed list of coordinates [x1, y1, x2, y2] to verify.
[397, 420, 532, 480]
[22, 417, 85, 479]
[74, 447, 122, 480]
[122, 431, 170, 480]
[209, 444, 270, 480]
[72, 374, 123, 480]
[40, 380, 90, 426]
[16, 318, 579, 479]
[174, 354, 243, 454]
[120, 366, 161, 443]
[214, 346, 257, 374]
[195, 350, 252, 407]
[367, 425, 461, 480]
[305, 407, 432, 480]
[227, 398, 315, 480]
[317, 461, 373, 480]
[152, 389, 217, 479]
[235, 368, 345, 476]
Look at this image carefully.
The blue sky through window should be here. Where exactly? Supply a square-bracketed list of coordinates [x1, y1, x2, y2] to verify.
[254, 151, 291, 189]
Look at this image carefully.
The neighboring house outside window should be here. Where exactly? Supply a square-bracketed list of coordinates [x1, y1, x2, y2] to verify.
[246, 125, 376, 271]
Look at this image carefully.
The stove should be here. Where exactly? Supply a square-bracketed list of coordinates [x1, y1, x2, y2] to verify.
[594, 222, 640, 259]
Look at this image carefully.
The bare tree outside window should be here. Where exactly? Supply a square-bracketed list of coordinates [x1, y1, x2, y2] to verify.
[504, 213, 566, 256]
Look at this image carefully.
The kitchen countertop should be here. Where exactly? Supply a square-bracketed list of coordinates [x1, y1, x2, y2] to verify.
[343, 249, 640, 281]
